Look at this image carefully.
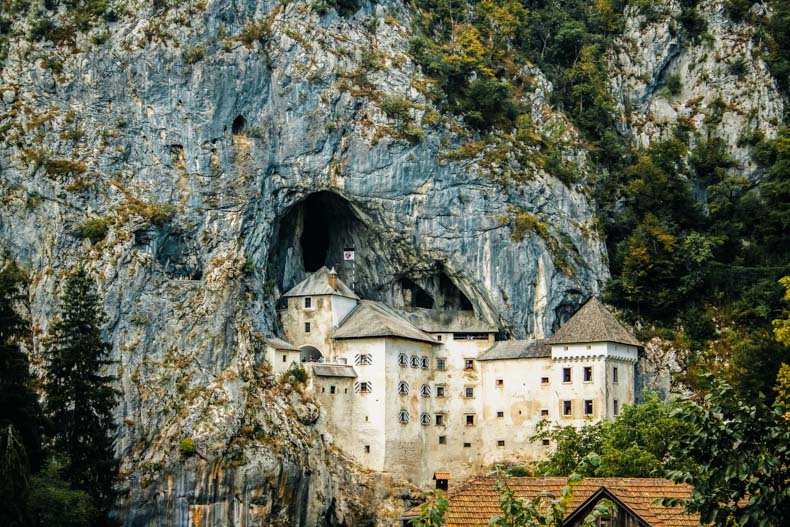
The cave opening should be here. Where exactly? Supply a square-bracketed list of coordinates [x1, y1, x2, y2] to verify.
[232, 115, 247, 135]
[398, 277, 435, 309]
[267, 191, 477, 314]
[156, 232, 202, 280]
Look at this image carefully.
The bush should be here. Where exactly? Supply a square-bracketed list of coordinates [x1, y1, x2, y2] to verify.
[178, 438, 196, 457]
[728, 57, 747, 77]
[182, 45, 206, 64]
[666, 73, 682, 95]
[76, 217, 109, 244]
[27, 458, 97, 527]
[380, 94, 412, 120]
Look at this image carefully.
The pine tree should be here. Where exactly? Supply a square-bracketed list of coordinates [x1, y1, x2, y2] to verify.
[0, 256, 42, 527]
[44, 266, 118, 510]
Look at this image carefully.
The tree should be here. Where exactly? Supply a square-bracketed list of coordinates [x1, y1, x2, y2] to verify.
[44, 266, 118, 509]
[532, 393, 693, 478]
[0, 256, 43, 527]
[666, 375, 790, 526]
[28, 457, 97, 527]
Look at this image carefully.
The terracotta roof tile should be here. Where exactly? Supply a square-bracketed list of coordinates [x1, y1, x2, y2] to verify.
[402, 477, 698, 527]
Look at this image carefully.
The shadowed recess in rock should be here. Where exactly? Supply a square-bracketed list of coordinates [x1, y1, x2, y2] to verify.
[267, 191, 475, 312]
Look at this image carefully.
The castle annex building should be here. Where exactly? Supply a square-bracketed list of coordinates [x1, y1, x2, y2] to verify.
[273, 267, 640, 488]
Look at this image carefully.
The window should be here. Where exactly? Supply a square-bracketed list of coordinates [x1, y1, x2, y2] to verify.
[435, 413, 445, 426]
[562, 367, 572, 383]
[540, 408, 549, 417]
[585, 400, 593, 415]
[398, 353, 408, 367]
[542, 439, 550, 446]
[564, 346, 569, 351]
[304, 297, 312, 308]
[439, 436, 447, 445]
[463, 442, 472, 448]
[497, 440, 505, 447]
[586, 344, 591, 350]
[464, 359, 474, 370]
[398, 410, 409, 424]
[583, 366, 593, 382]
[562, 400, 572, 416]
[410, 355, 419, 368]
[282, 354, 286, 363]
[355, 353, 372, 366]
[465, 414, 475, 426]
[496, 411, 504, 418]
[421, 356, 429, 369]
[364, 445, 370, 453]
[613, 399, 619, 416]
[437, 335, 442, 341]
[541, 377, 549, 385]
[495, 379, 504, 387]
[321, 386, 325, 393]
[330, 385, 336, 395]
[420, 413, 431, 426]
[435, 385, 445, 398]
[420, 384, 431, 397]
[355, 381, 372, 393]
[613, 367, 619, 384]
[465, 387, 474, 398]
[436, 358, 446, 370]
[397, 381, 409, 395]
[304, 322, 311, 333]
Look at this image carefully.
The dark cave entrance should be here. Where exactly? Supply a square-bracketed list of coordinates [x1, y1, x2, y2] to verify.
[267, 191, 476, 312]
[299, 193, 336, 272]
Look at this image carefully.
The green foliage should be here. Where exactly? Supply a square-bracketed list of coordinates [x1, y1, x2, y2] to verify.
[45, 159, 87, 178]
[666, 375, 790, 526]
[75, 217, 109, 244]
[178, 438, 196, 457]
[230, 19, 270, 48]
[182, 44, 206, 64]
[533, 393, 693, 478]
[44, 267, 118, 509]
[0, 424, 31, 527]
[665, 73, 682, 95]
[27, 457, 97, 527]
[488, 465, 612, 527]
[242, 254, 256, 275]
[380, 94, 413, 121]
[411, 490, 449, 527]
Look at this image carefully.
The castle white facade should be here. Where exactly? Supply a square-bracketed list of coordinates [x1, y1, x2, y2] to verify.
[272, 267, 640, 488]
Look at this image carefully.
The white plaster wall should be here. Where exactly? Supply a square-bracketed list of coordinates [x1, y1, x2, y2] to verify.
[278, 296, 336, 358]
[265, 344, 302, 376]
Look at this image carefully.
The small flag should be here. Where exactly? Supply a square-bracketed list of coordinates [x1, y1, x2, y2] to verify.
[343, 248, 355, 261]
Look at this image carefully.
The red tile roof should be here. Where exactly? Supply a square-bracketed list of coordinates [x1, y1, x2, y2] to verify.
[403, 477, 698, 527]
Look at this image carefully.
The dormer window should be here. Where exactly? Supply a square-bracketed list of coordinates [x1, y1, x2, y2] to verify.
[304, 297, 312, 309]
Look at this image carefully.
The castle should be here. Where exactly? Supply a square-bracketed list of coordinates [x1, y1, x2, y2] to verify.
[267, 267, 639, 488]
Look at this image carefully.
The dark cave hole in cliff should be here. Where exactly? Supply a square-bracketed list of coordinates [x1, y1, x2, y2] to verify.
[267, 191, 476, 313]
[232, 115, 247, 135]
[398, 277, 435, 309]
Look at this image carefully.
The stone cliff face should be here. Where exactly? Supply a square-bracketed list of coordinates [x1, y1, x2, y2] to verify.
[0, 0, 782, 525]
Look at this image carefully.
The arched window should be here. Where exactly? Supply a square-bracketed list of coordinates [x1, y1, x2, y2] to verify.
[398, 409, 410, 424]
[420, 384, 431, 397]
[398, 381, 409, 395]
[421, 356, 429, 369]
[398, 353, 408, 367]
[410, 355, 419, 368]
[420, 413, 431, 426]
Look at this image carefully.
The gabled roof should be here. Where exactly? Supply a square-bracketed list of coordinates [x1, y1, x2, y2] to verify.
[264, 337, 299, 351]
[399, 308, 498, 333]
[312, 364, 357, 378]
[401, 477, 697, 527]
[548, 297, 641, 347]
[333, 300, 438, 344]
[477, 339, 550, 361]
[282, 267, 359, 300]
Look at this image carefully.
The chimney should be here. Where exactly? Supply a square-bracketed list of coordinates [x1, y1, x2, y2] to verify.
[328, 267, 338, 289]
